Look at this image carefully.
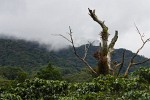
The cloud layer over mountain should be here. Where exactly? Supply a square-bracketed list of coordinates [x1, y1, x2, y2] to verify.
[0, 0, 149, 57]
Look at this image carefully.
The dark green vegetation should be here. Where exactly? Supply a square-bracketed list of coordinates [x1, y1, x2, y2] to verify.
[0, 68, 150, 100]
[0, 66, 28, 82]
[36, 63, 62, 80]
[0, 37, 149, 74]
[0, 37, 52, 72]
[0, 37, 150, 99]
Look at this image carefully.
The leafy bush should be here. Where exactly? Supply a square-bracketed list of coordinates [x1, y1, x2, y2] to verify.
[122, 90, 150, 100]
[138, 67, 150, 83]
[36, 63, 62, 80]
[0, 66, 28, 82]
[0, 93, 22, 100]
[0, 68, 150, 100]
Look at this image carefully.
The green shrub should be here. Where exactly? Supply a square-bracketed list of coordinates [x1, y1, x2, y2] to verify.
[121, 90, 150, 100]
[138, 67, 150, 83]
[36, 63, 62, 80]
[0, 93, 22, 100]
[0, 70, 150, 100]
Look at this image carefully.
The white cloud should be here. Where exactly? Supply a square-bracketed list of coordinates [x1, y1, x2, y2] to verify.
[0, 0, 149, 57]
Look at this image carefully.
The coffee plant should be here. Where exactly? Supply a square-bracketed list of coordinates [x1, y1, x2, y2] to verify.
[0, 68, 150, 100]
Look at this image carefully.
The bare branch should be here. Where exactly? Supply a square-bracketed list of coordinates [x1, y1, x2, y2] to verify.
[112, 50, 125, 76]
[109, 31, 118, 49]
[114, 63, 121, 71]
[131, 37, 150, 62]
[132, 24, 150, 61]
[88, 8, 107, 30]
[83, 41, 94, 60]
[134, 23, 144, 43]
[133, 58, 150, 66]
[57, 26, 97, 75]
[124, 25, 150, 77]
[88, 8, 110, 56]
[117, 50, 125, 76]
[54, 34, 72, 43]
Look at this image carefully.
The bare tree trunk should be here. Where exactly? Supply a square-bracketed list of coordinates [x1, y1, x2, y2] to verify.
[89, 8, 118, 75]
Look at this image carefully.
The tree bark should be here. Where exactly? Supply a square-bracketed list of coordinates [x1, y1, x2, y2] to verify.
[89, 8, 118, 75]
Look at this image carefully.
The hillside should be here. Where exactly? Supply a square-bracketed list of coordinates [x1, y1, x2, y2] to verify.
[0, 37, 149, 73]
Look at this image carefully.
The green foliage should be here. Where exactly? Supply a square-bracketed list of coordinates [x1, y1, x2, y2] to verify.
[0, 77, 13, 91]
[0, 38, 149, 75]
[0, 68, 150, 100]
[0, 38, 150, 99]
[36, 63, 62, 80]
[16, 71, 28, 82]
[1, 78, 68, 100]
[0, 38, 53, 72]
[138, 67, 150, 83]
[0, 93, 22, 100]
[122, 90, 150, 100]
[0, 66, 28, 82]
[63, 68, 93, 82]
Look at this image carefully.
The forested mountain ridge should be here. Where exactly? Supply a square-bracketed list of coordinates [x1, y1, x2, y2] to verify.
[0, 37, 149, 73]
[0, 38, 52, 67]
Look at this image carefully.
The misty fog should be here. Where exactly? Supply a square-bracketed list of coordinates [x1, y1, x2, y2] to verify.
[0, 0, 150, 57]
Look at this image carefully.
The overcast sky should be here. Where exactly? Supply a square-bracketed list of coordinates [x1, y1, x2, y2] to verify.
[0, 0, 150, 57]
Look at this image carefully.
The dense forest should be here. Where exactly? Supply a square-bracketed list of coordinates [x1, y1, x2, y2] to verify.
[0, 37, 149, 99]
[0, 37, 149, 73]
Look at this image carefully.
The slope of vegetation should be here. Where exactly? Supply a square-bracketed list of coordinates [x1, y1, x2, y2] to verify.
[0, 37, 149, 74]
[0, 37, 149, 100]
[0, 38, 52, 69]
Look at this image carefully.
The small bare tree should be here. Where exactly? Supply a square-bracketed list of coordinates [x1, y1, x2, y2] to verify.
[124, 25, 150, 77]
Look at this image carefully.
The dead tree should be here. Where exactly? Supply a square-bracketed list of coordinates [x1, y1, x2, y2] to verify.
[56, 8, 119, 76]
[56, 9, 149, 77]
[88, 8, 118, 75]
[124, 25, 150, 77]
[56, 26, 97, 75]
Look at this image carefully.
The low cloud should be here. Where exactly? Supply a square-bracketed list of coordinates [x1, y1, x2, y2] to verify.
[0, 0, 149, 57]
